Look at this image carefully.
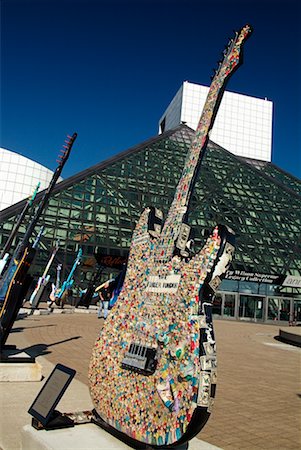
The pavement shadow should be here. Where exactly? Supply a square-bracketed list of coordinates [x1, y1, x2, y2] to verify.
[10, 324, 56, 333]
[17, 336, 82, 358]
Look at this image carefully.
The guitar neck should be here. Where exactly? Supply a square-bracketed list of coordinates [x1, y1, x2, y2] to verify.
[16, 133, 77, 259]
[155, 25, 252, 262]
[156, 79, 226, 262]
[64, 250, 82, 284]
[41, 247, 58, 279]
[55, 265, 62, 289]
[0, 183, 40, 260]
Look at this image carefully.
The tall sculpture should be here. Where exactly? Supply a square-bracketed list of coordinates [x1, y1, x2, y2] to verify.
[89, 26, 252, 447]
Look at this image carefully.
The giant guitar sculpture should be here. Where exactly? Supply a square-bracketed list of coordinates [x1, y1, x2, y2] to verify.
[89, 25, 252, 448]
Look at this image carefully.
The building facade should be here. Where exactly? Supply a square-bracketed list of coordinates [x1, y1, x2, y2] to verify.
[0, 147, 62, 211]
[0, 126, 300, 322]
[159, 81, 273, 162]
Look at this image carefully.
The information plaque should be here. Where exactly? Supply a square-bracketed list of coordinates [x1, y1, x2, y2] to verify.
[28, 363, 76, 427]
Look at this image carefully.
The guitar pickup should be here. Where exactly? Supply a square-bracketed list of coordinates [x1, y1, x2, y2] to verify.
[121, 343, 157, 375]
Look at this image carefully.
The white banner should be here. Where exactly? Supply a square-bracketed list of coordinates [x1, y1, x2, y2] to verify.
[282, 275, 301, 288]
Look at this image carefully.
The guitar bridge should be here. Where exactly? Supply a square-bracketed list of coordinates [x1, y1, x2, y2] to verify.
[121, 343, 157, 375]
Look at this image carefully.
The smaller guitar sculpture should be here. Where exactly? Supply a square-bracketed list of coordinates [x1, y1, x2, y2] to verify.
[53, 249, 82, 305]
[79, 262, 105, 308]
[48, 263, 62, 305]
[29, 240, 60, 309]
[89, 25, 252, 448]
[0, 133, 77, 349]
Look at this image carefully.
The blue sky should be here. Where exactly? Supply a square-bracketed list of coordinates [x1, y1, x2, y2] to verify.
[1, 0, 300, 180]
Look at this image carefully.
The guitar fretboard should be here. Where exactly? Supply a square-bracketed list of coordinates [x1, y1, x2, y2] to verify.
[155, 25, 252, 263]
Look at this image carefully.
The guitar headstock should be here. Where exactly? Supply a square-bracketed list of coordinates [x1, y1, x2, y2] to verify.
[27, 181, 41, 206]
[56, 132, 77, 166]
[212, 24, 253, 83]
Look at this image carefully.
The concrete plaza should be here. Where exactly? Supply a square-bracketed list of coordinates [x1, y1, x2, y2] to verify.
[0, 310, 300, 450]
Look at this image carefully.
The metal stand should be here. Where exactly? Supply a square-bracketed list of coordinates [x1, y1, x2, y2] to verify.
[31, 410, 74, 430]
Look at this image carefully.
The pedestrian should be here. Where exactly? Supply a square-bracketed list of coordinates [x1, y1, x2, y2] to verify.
[97, 279, 115, 319]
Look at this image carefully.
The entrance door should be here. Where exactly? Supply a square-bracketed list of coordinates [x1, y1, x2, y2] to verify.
[239, 295, 264, 321]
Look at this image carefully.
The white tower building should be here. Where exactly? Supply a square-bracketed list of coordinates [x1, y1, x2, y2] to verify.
[0, 147, 62, 211]
[159, 81, 273, 162]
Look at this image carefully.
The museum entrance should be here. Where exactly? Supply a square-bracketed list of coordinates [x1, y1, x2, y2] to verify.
[238, 295, 265, 321]
[213, 291, 298, 323]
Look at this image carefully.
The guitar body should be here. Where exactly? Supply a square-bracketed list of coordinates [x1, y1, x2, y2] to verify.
[0, 260, 18, 303]
[49, 283, 57, 302]
[29, 275, 50, 308]
[90, 209, 234, 447]
[0, 253, 9, 277]
[0, 247, 35, 347]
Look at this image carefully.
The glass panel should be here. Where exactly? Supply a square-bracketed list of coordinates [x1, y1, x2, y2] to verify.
[267, 298, 280, 320]
[279, 299, 290, 321]
[223, 294, 235, 317]
[268, 297, 294, 322]
[239, 295, 264, 320]
[0, 126, 300, 293]
[293, 300, 301, 322]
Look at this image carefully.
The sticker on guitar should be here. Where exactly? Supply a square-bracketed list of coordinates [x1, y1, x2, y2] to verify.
[89, 24, 252, 447]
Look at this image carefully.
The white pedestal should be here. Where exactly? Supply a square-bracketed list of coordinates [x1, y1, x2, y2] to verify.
[21, 423, 222, 449]
[0, 351, 42, 381]
[21, 423, 134, 450]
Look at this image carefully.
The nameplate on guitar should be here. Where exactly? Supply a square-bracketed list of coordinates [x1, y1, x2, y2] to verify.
[146, 274, 181, 293]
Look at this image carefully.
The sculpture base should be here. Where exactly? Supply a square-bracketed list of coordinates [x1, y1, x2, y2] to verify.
[0, 348, 42, 381]
[21, 422, 223, 450]
[21, 423, 133, 450]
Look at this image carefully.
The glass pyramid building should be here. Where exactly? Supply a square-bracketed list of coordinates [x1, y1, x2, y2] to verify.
[0, 125, 300, 319]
